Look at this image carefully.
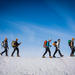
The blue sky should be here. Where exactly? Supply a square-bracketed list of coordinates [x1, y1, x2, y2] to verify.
[0, 0, 75, 57]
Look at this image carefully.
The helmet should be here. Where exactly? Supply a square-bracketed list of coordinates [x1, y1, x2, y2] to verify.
[72, 38, 74, 41]
[16, 38, 18, 41]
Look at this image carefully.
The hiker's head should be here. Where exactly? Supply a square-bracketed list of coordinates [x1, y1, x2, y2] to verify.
[72, 38, 74, 41]
[58, 39, 60, 42]
[16, 38, 18, 41]
[5, 37, 7, 41]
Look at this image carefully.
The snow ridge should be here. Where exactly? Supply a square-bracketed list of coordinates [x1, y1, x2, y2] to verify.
[0, 56, 75, 75]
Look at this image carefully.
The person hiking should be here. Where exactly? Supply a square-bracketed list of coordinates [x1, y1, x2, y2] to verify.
[11, 38, 21, 57]
[42, 40, 52, 58]
[0, 37, 9, 56]
[68, 38, 75, 56]
[53, 39, 63, 58]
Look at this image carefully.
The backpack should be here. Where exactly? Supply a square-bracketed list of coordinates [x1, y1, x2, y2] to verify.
[43, 40, 47, 48]
[1, 41, 4, 47]
[53, 41, 57, 47]
[46, 41, 49, 47]
[11, 41, 16, 47]
[68, 40, 71, 46]
[1, 41, 8, 48]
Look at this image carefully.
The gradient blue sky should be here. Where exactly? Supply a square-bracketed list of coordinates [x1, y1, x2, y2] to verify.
[0, 0, 75, 57]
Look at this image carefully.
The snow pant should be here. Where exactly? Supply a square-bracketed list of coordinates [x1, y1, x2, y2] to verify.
[11, 47, 19, 57]
[43, 47, 51, 56]
[70, 47, 75, 56]
[53, 48, 63, 57]
[1, 48, 8, 56]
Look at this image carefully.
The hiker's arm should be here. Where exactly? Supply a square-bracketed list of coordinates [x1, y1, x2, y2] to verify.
[18, 42, 22, 45]
[71, 42, 72, 47]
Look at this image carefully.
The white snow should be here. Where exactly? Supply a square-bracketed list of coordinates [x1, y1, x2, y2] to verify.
[0, 56, 75, 75]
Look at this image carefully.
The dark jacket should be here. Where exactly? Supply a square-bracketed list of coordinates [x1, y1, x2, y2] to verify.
[4, 40, 8, 49]
[14, 41, 21, 48]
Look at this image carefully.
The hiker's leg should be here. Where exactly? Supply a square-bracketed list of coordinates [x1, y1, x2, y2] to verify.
[53, 49, 57, 57]
[17, 48, 20, 57]
[1, 50, 6, 55]
[5, 49, 8, 56]
[11, 48, 16, 56]
[43, 48, 47, 56]
[47, 47, 51, 56]
[58, 50, 63, 57]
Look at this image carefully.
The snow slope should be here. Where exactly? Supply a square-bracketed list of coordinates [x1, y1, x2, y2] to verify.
[0, 56, 75, 75]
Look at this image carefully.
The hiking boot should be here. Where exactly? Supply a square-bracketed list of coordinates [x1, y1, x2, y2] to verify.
[0, 53, 2, 56]
[6, 55, 8, 56]
[61, 55, 64, 57]
[49, 56, 52, 58]
[70, 54, 74, 57]
[11, 55, 14, 57]
[42, 56, 45, 58]
[53, 56, 56, 58]
[17, 55, 20, 57]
